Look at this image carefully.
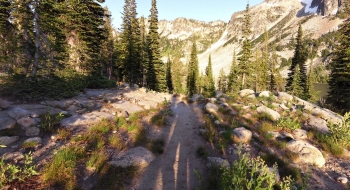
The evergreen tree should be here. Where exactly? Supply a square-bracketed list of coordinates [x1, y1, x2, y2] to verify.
[101, 7, 115, 79]
[140, 16, 148, 87]
[217, 68, 227, 92]
[327, 2, 350, 112]
[260, 28, 270, 90]
[203, 54, 215, 97]
[166, 56, 173, 92]
[290, 64, 303, 97]
[227, 50, 240, 93]
[172, 58, 185, 94]
[187, 40, 199, 96]
[147, 0, 166, 92]
[286, 24, 309, 99]
[238, 3, 253, 89]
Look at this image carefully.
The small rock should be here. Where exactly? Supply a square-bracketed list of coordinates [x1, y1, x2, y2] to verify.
[0, 98, 10, 109]
[208, 98, 216, 103]
[61, 111, 69, 115]
[292, 129, 308, 140]
[109, 147, 155, 168]
[239, 89, 255, 97]
[2, 152, 24, 162]
[214, 120, 220, 125]
[232, 127, 252, 143]
[337, 176, 348, 184]
[205, 103, 219, 115]
[259, 91, 270, 98]
[257, 105, 281, 121]
[25, 127, 40, 136]
[219, 97, 226, 102]
[31, 113, 40, 118]
[278, 92, 294, 101]
[0, 136, 19, 146]
[207, 157, 230, 168]
[17, 117, 37, 129]
[7, 107, 30, 120]
[0, 116, 16, 131]
[280, 103, 289, 110]
[199, 129, 207, 135]
[215, 91, 224, 98]
[24, 137, 42, 144]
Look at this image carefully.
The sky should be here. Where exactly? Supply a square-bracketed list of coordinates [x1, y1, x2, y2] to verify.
[101, 0, 264, 30]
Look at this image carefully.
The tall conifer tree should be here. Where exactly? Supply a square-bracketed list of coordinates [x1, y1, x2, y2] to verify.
[147, 0, 166, 92]
[166, 56, 173, 92]
[286, 24, 309, 99]
[238, 3, 253, 89]
[187, 40, 199, 96]
[327, 2, 350, 112]
[227, 50, 240, 93]
[203, 54, 215, 97]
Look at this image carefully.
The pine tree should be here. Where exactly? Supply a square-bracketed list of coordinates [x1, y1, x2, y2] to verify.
[172, 58, 185, 94]
[286, 24, 309, 99]
[227, 50, 240, 93]
[238, 3, 253, 89]
[187, 40, 199, 96]
[327, 2, 350, 112]
[290, 64, 303, 97]
[217, 68, 227, 92]
[147, 0, 166, 92]
[166, 56, 173, 92]
[140, 16, 148, 87]
[203, 54, 215, 97]
[260, 28, 270, 90]
[101, 7, 115, 80]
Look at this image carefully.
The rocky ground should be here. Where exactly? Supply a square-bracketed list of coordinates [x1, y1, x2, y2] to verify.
[1, 86, 350, 189]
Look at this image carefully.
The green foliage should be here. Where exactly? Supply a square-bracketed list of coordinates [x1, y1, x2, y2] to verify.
[43, 146, 84, 189]
[203, 54, 216, 97]
[217, 68, 227, 93]
[227, 50, 240, 93]
[286, 24, 309, 100]
[41, 109, 64, 132]
[0, 152, 39, 188]
[329, 112, 350, 147]
[220, 146, 292, 190]
[86, 150, 108, 172]
[166, 56, 173, 92]
[327, 2, 350, 112]
[276, 117, 302, 132]
[187, 39, 200, 96]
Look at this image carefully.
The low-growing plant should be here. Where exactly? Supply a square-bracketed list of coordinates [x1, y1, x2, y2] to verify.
[86, 150, 108, 172]
[43, 146, 84, 189]
[57, 128, 71, 140]
[22, 141, 39, 148]
[41, 109, 64, 132]
[150, 112, 167, 127]
[109, 134, 125, 150]
[0, 152, 39, 188]
[92, 165, 137, 189]
[115, 117, 127, 128]
[328, 112, 350, 147]
[89, 119, 114, 134]
[220, 146, 293, 190]
[259, 121, 277, 134]
[276, 117, 301, 132]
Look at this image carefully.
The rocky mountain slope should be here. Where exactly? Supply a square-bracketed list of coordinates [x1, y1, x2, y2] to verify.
[196, 0, 345, 77]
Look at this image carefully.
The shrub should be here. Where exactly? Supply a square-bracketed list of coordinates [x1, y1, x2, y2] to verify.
[0, 152, 39, 188]
[41, 109, 64, 132]
[276, 117, 301, 132]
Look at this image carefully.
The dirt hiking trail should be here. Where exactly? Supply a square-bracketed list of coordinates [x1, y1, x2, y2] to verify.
[130, 97, 208, 190]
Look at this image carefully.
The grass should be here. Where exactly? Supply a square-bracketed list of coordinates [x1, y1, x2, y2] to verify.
[109, 134, 125, 150]
[276, 117, 302, 132]
[57, 128, 71, 140]
[150, 112, 167, 127]
[42, 146, 84, 189]
[22, 141, 39, 148]
[86, 150, 108, 172]
[258, 121, 277, 134]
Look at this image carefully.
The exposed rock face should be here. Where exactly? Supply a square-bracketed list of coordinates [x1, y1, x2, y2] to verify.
[108, 147, 155, 168]
[292, 129, 308, 140]
[7, 108, 30, 120]
[286, 140, 326, 168]
[232, 127, 252, 143]
[60, 111, 114, 129]
[259, 91, 270, 98]
[0, 99, 10, 109]
[17, 117, 37, 129]
[25, 127, 40, 137]
[278, 92, 294, 102]
[23, 137, 42, 144]
[316, 0, 343, 16]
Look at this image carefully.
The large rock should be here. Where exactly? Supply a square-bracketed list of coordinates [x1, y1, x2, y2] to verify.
[108, 147, 155, 168]
[60, 111, 114, 129]
[207, 157, 230, 168]
[232, 127, 252, 143]
[0, 98, 10, 109]
[278, 92, 294, 102]
[204, 103, 219, 115]
[256, 105, 281, 121]
[191, 94, 202, 102]
[286, 140, 325, 168]
[111, 101, 144, 114]
[0, 116, 16, 131]
[307, 115, 330, 133]
[12, 105, 63, 117]
[239, 89, 255, 97]
[259, 91, 271, 98]
[0, 136, 19, 146]
[17, 117, 37, 129]
[215, 91, 224, 98]
[7, 107, 30, 120]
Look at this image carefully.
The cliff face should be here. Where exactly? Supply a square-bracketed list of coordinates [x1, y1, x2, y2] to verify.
[316, 0, 343, 16]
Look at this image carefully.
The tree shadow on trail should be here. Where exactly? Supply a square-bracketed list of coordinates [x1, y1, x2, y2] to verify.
[133, 96, 208, 190]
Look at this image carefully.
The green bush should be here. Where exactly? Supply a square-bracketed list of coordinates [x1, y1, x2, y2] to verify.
[276, 117, 301, 132]
[220, 146, 292, 190]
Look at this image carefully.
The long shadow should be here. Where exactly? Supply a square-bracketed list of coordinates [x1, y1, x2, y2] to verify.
[134, 96, 208, 190]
